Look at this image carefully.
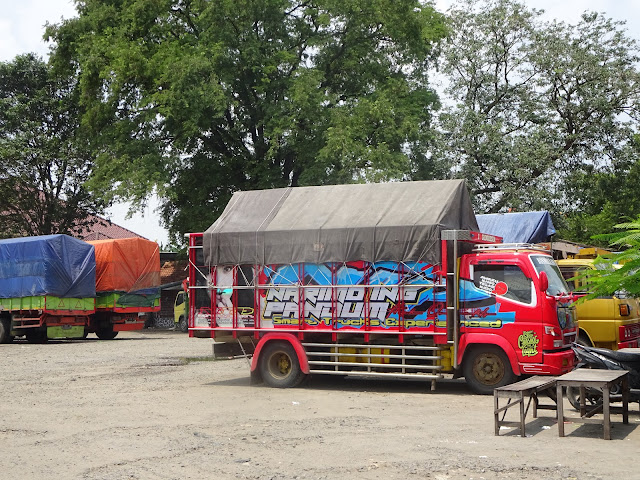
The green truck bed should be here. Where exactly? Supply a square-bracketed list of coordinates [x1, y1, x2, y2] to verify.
[0, 296, 95, 313]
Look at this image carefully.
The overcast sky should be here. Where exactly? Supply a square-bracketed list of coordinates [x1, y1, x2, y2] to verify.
[1, 0, 639, 244]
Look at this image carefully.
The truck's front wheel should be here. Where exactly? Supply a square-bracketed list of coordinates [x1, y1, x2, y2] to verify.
[259, 341, 306, 388]
[577, 332, 592, 347]
[463, 345, 517, 395]
[178, 316, 188, 333]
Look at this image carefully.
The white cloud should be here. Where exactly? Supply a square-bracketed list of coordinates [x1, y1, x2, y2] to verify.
[0, 0, 77, 62]
[435, 0, 640, 39]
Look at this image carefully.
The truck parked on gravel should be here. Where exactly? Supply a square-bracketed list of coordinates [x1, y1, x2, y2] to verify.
[186, 180, 577, 394]
[174, 289, 188, 332]
[86, 238, 161, 339]
[0, 234, 96, 343]
[557, 249, 640, 350]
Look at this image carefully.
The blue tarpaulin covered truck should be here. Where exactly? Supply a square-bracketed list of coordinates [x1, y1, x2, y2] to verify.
[475, 211, 556, 244]
[0, 234, 96, 343]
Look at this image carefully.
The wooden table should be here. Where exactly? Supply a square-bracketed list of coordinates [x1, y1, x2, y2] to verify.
[556, 369, 629, 440]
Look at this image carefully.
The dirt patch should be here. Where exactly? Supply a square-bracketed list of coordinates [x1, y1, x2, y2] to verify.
[1, 330, 637, 479]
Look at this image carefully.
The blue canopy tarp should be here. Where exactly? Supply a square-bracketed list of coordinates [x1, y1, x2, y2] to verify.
[0, 234, 96, 299]
[476, 211, 556, 244]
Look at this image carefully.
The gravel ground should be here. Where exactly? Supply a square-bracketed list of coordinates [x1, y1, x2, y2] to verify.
[1, 329, 638, 480]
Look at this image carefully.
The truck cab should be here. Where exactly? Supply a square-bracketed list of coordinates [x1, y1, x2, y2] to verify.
[457, 244, 577, 392]
[557, 256, 640, 349]
[174, 290, 188, 332]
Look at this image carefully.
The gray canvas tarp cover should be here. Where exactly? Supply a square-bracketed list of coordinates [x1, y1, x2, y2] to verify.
[203, 179, 478, 266]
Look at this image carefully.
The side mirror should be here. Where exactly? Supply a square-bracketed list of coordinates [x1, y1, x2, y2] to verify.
[539, 271, 549, 293]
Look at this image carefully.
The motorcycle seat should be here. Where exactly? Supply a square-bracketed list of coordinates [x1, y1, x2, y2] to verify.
[587, 345, 640, 364]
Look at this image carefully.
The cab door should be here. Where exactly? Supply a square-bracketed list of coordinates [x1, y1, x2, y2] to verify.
[174, 291, 185, 324]
[461, 260, 543, 364]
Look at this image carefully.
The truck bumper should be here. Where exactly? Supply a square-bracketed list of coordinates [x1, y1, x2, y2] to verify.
[618, 339, 639, 349]
[519, 349, 576, 375]
[113, 322, 145, 332]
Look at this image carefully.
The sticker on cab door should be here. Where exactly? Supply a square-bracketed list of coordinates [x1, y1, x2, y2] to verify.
[518, 330, 540, 357]
[478, 276, 508, 296]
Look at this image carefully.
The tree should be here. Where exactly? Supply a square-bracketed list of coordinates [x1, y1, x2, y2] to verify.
[576, 217, 640, 299]
[555, 134, 640, 245]
[430, 0, 640, 219]
[0, 54, 105, 238]
[46, 0, 447, 243]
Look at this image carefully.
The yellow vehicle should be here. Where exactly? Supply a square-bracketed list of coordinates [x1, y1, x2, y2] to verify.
[557, 253, 640, 349]
[174, 291, 188, 332]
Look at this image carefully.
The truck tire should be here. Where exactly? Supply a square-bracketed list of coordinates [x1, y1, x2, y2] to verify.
[259, 341, 306, 388]
[96, 327, 118, 340]
[566, 385, 602, 411]
[463, 345, 517, 395]
[577, 332, 592, 347]
[178, 316, 188, 333]
[0, 317, 14, 344]
[26, 329, 48, 344]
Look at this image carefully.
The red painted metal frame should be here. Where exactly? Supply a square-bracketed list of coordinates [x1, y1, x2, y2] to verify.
[42, 314, 90, 327]
[232, 266, 238, 339]
[364, 264, 371, 343]
[211, 266, 217, 339]
[113, 322, 145, 332]
[298, 263, 305, 339]
[469, 231, 503, 244]
[103, 305, 159, 313]
[187, 233, 199, 337]
[441, 238, 448, 280]
[253, 265, 260, 340]
[398, 263, 405, 343]
[331, 263, 337, 342]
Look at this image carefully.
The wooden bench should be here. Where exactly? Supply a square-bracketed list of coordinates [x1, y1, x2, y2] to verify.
[494, 376, 558, 436]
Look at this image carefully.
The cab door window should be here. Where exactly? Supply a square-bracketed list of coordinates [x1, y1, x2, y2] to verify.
[175, 291, 184, 306]
[472, 264, 533, 304]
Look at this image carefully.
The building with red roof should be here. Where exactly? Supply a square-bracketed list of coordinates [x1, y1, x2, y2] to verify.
[74, 214, 148, 241]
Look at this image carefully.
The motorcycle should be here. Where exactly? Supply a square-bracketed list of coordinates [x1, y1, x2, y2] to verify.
[566, 343, 640, 410]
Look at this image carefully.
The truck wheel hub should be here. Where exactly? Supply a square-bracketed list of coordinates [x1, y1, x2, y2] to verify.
[475, 353, 504, 383]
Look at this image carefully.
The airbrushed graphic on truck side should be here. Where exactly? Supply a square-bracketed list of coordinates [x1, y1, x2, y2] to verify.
[206, 262, 517, 330]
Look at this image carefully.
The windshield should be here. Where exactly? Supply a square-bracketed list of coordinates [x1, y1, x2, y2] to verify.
[530, 255, 569, 296]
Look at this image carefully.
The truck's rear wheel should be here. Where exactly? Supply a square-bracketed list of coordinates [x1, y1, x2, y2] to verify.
[96, 327, 118, 340]
[463, 345, 517, 395]
[0, 317, 14, 344]
[26, 329, 48, 344]
[259, 341, 306, 388]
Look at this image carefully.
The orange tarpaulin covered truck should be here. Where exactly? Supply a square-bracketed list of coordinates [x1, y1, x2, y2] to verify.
[86, 238, 161, 339]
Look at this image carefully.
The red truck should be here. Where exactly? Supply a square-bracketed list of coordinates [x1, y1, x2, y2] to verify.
[85, 238, 161, 339]
[187, 180, 577, 393]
